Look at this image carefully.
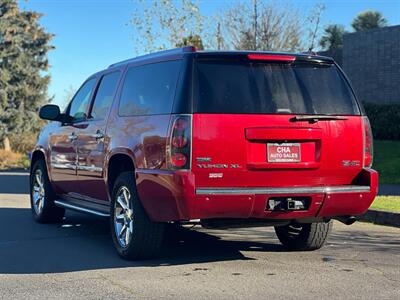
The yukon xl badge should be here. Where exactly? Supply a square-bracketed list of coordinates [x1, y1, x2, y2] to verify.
[195, 157, 241, 169]
[197, 163, 241, 169]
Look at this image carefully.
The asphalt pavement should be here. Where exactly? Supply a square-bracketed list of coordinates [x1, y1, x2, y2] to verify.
[0, 172, 399, 299]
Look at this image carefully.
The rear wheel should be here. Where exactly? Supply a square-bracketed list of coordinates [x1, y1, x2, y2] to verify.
[110, 172, 165, 260]
[274, 221, 332, 251]
[30, 159, 65, 223]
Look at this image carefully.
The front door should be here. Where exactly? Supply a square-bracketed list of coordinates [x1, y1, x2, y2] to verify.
[49, 124, 78, 194]
[75, 71, 121, 202]
[49, 77, 97, 196]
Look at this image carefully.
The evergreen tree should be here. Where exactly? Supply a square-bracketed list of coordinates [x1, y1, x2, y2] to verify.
[352, 11, 388, 32]
[319, 24, 346, 50]
[0, 0, 53, 150]
[176, 34, 204, 50]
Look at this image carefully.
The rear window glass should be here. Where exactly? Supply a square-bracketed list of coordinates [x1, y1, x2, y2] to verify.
[119, 60, 181, 116]
[194, 59, 360, 115]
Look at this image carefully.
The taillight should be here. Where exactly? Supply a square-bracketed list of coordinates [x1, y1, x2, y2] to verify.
[363, 116, 373, 168]
[170, 153, 187, 167]
[167, 115, 191, 169]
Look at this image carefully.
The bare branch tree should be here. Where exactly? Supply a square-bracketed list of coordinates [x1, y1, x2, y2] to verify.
[218, 1, 304, 51]
[306, 3, 325, 51]
[129, 0, 326, 54]
[61, 85, 76, 110]
[130, 0, 204, 54]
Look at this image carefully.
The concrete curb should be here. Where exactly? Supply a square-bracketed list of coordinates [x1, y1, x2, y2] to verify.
[359, 210, 400, 228]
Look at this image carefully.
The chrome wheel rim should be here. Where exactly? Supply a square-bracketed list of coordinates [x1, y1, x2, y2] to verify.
[114, 186, 133, 248]
[32, 169, 45, 215]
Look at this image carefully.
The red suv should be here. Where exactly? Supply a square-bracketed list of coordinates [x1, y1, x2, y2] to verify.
[31, 47, 378, 259]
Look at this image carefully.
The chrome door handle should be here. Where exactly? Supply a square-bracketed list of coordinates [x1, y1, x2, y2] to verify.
[68, 133, 77, 141]
[91, 131, 104, 140]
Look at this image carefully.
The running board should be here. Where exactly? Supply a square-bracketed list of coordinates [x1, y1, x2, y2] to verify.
[54, 200, 110, 217]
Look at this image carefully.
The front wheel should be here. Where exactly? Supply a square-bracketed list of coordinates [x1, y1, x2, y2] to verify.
[30, 159, 65, 223]
[110, 172, 165, 260]
[274, 221, 332, 251]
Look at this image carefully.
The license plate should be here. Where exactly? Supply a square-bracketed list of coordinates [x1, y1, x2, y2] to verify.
[267, 143, 301, 163]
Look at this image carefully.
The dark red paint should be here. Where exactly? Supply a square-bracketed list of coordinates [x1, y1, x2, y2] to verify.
[32, 50, 378, 224]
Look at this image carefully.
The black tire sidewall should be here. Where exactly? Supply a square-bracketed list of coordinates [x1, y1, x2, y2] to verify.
[30, 159, 64, 223]
[275, 221, 332, 251]
[110, 171, 165, 260]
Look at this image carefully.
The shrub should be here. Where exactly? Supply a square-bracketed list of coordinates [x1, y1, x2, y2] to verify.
[9, 132, 38, 154]
[363, 103, 400, 140]
[0, 150, 22, 169]
[0, 150, 30, 170]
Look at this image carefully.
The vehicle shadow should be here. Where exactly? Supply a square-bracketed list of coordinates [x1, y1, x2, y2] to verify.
[0, 207, 282, 274]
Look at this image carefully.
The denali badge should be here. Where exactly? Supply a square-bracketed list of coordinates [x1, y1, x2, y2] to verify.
[196, 157, 212, 162]
[342, 160, 361, 167]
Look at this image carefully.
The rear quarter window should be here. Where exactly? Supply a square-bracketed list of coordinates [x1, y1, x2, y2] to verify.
[118, 60, 182, 116]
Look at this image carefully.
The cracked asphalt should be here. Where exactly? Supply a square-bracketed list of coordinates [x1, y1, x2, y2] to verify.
[0, 171, 399, 299]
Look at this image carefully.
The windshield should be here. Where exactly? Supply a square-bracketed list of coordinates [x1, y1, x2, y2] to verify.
[194, 59, 360, 115]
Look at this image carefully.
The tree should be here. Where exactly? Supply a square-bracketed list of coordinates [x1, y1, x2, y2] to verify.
[306, 3, 325, 51]
[319, 24, 346, 50]
[130, 0, 204, 54]
[130, 0, 327, 53]
[175, 34, 204, 50]
[62, 85, 76, 110]
[218, 1, 303, 51]
[0, 0, 53, 150]
[352, 11, 388, 32]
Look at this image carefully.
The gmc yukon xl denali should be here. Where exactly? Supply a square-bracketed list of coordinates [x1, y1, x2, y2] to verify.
[31, 47, 378, 260]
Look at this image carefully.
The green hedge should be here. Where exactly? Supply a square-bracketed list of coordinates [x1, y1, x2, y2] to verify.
[363, 103, 400, 140]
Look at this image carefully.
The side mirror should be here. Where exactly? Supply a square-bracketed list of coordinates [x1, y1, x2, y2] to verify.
[39, 104, 61, 121]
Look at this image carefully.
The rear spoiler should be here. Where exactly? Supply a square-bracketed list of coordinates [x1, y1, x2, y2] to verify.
[193, 51, 334, 64]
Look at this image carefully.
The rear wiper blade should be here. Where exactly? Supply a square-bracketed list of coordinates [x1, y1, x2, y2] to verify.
[290, 115, 348, 123]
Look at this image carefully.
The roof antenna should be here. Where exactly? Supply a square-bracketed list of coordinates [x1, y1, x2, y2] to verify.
[307, 48, 318, 56]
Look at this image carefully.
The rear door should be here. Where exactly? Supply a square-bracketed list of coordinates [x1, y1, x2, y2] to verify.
[191, 55, 363, 188]
[75, 71, 121, 202]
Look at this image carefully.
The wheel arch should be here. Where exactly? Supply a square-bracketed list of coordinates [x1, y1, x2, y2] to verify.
[107, 151, 136, 197]
[30, 148, 47, 173]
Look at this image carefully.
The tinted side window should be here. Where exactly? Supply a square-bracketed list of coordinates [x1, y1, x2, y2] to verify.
[119, 60, 181, 116]
[90, 72, 120, 120]
[69, 78, 96, 121]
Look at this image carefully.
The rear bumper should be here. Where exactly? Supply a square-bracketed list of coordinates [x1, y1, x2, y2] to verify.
[196, 185, 371, 195]
[135, 168, 378, 222]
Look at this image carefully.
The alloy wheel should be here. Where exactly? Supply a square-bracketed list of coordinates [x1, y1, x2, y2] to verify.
[114, 186, 134, 248]
[32, 169, 45, 215]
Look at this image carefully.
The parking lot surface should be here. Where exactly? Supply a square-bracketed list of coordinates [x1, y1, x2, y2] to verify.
[0, 172, 399, 299]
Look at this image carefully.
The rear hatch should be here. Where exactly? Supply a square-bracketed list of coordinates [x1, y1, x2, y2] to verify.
[191, 53, 364, 188]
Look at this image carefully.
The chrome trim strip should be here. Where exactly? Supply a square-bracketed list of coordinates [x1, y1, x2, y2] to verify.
[196, 185, 371, 195]
[54, 200, 110, 217]
[51, 163, 76, 170]
[77, 165, 103, 172]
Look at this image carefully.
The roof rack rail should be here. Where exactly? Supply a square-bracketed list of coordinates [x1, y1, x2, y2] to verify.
[108, 46, 196, 68]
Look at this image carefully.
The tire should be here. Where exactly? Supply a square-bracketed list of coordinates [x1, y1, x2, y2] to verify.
[274, 221, 332, 251]
[30, 159, 65, 223]
[110, 171, 165, 260]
